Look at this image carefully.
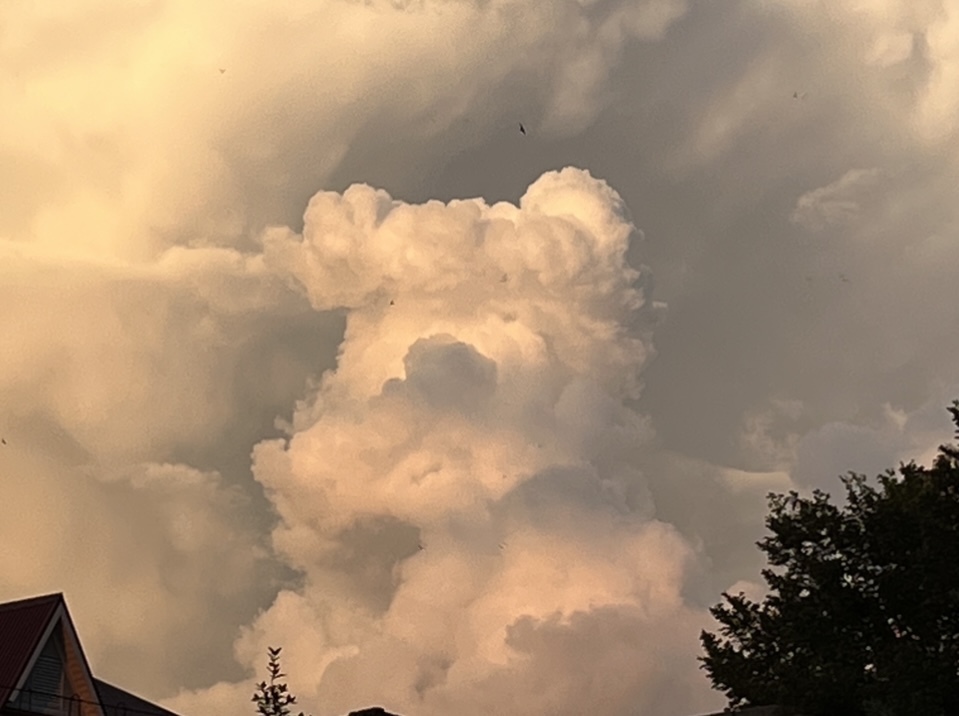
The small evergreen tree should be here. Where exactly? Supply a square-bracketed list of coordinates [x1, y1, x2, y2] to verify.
[252, 647, 312, 716]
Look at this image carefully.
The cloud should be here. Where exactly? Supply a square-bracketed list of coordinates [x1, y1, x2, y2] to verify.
[0, 446, 269, 695]
[791, 383, 959, 491]
[539, 0, 688, 134]
[736, 397, 806, 472]
[0, 0, 690, 265]
[0, 247, 307, 463]
[157, 168, 716, 716]
[790, 168, 884, 232]
[410, 603, 713, 716]
[5, 1, 959, 715]
[2, 2, 704, 711]
[774, 0, 959, 147]
[0, 244, 340, 695]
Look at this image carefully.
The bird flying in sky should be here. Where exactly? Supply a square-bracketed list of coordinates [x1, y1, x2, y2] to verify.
[519, 123, 526, 135]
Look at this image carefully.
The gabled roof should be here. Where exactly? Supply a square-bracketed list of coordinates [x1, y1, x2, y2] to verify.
[0, 593, 180, 716]
[0, 591, 105, 716]
[0, 593, 62, 708]
[93, 680, 181, 716]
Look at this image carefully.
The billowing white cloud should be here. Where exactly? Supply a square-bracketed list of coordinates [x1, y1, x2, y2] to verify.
[174, 168, 705, 716]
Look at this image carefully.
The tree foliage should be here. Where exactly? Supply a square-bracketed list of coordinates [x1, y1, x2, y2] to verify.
[700, 400, 959, 716]
[252, 647, 312, 716]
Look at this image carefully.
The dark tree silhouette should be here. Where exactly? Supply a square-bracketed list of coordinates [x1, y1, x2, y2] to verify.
[252, 647, 312, 716]
[700, 400, 959, 716]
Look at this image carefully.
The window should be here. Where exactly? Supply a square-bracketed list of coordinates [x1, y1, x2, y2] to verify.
[12, 624, 73, 715]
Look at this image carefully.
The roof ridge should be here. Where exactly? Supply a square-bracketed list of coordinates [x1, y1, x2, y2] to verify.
[0, 593, 63, 613]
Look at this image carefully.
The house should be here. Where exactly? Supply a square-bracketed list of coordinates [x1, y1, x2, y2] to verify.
[0, 593, 182, 716]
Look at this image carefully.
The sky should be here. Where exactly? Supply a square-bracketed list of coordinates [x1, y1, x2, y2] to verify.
[2, 1, 959, 715]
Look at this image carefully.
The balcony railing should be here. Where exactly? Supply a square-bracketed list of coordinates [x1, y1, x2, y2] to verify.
[1, 684, 161, 716]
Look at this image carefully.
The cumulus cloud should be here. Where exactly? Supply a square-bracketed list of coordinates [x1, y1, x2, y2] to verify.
[158, 168, 717, 716]
[2, 1, 705, 711]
